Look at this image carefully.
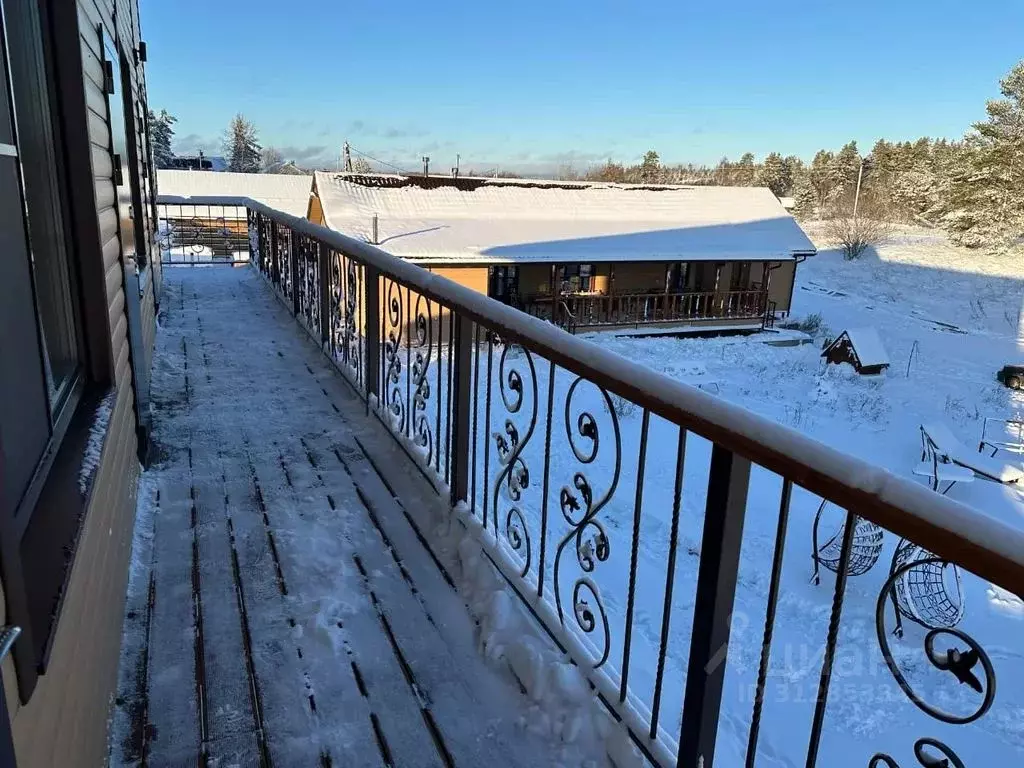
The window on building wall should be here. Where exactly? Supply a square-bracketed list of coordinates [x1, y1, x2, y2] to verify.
[562, 263, 595, 292]
[667, 262, 690, 292]
[0, 0, 114, 700]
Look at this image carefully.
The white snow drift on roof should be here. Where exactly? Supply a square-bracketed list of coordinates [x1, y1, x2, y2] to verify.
[157, 169, 312, 217]
[313, 172, 817, 264]
[844, 327, 890, 368]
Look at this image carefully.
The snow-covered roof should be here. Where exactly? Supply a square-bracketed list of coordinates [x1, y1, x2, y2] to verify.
[157, 169, 312, 217]
[833, 327, 890, 368]
[312, 172, 817, 264]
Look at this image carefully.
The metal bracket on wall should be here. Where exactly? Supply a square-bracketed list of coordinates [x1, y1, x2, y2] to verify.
[102, 60, 115, 94]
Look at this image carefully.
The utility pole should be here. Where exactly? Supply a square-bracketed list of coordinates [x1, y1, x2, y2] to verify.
[343, 141, 352, 172]
[853, 157, 865, 220]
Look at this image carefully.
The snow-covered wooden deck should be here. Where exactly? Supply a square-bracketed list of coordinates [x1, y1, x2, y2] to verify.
[111, 267, 546, 767]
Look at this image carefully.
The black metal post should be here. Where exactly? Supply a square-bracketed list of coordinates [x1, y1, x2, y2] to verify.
[269, 219, 280, 286]
[677, 445, 751, 768]
[364, 264, 380, 402]
[318, 242, 330, 349]
[449, 313, 473, 507]
[291, 231, 301, 316]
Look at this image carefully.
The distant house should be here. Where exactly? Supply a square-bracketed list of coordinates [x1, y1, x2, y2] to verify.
[156, 170, 314, 260]
[307, 172, 816, 333]
[157, 169, 313, 216]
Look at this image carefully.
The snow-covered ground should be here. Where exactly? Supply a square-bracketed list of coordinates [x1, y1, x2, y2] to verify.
[407, 227, 1024, 767]
[556, 228, 1024, 767]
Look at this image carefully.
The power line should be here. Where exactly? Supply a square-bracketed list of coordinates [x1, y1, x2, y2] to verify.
[346, 144, 411, 175]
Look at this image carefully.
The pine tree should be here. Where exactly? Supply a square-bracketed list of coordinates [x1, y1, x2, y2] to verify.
[757, 152, 791, 197]
[148, 109, 176, 169]
[737, 152, 757, 185]
[639, 150, 661, 182]
[809, 150, 840, 210]
[833, 140, 861, 200]
[225, 114, 262, 173]
[792, 175, 816, 219]
[941, 61, 1024, 248]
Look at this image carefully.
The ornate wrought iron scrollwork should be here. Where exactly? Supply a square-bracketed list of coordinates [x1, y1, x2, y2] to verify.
[382, 280, 405, 432]
[304, 239, 320, 331]
[868, 737, 965, 767]
[552, 378, 621, 668]
[410, 294, 434, 465]
[343, 257, 361, 383]
[876, 557, 995, 725]
[491, 343, 537, 577]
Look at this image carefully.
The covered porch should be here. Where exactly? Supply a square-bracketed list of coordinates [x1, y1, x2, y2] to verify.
[504, 260, 782, 333]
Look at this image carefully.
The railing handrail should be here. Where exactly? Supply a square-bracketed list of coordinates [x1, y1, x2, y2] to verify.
[158, 193, 1024, 593]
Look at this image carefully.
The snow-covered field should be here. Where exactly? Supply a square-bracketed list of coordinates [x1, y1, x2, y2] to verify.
[405, 227, 1024, 766]
[578, 228, 1024, 766]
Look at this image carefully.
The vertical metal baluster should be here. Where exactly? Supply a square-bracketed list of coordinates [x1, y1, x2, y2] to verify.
[318, 242, 329, 349]
[537, 360, 556, 599]
[449, 313, 473, 508]
[363, 265, 380, 409]
[445, 318, 453, 483]
[406, 286, 412, 438]
[482, 333, 493, 532]
[471, 324, 480, 516]
[650, 425, 686, 739]
[804, 512, 856, 768]
[620, 408, 650, 703]
[270, 219, 279, 286]
[288, 230, 297, 309]
[436, 305, 443, 476]
[677, 445, 752, 768]
[357, 262, 363, 392]
[745, 478, 793, 767]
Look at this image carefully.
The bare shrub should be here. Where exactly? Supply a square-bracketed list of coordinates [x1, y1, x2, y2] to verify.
[824, 211, 894, 260]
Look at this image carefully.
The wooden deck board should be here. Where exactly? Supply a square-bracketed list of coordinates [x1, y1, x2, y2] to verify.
[113, 267, 550, 768]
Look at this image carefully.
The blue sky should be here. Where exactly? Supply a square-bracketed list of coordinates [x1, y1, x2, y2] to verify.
[142, 0, 1023, 173]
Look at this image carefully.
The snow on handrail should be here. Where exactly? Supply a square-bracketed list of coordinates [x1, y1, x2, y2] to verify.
[158, 193, 1024, 594]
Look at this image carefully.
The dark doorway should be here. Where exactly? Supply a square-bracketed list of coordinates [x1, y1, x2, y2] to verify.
[488, 265, 519, 306]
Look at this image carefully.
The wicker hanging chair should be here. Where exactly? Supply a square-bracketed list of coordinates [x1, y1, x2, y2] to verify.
[888, 538, 965, 636]
[811, 500, 885, 584]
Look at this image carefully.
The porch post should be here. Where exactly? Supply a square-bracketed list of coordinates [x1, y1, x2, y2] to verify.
[269, 220, 280, 286]
[291, 231, 301, 316]
[677, 445, 751, 767]
[450, 313, 473, 506]
[318, 241, 330, 349]
[364, 265, 381, 405]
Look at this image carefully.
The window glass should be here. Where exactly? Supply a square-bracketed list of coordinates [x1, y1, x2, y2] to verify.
[4, 0, 80, 408]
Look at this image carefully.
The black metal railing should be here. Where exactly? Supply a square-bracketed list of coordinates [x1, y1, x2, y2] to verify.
[522, 289, 769, 333]
[162, 194, 1024, 768]
[157, 201, 250, 264]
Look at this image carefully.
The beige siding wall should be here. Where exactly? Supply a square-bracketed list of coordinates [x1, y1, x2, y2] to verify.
[2, 0, 152, 764]
[308, 193, 325, 225]
[427, 265, 488, 296]
[768, 260, 796, 312]
[8, 384, 138, 768]
[613, 261, 666, 293]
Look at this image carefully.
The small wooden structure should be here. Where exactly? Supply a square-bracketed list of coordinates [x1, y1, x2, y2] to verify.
[822, 327, 890, 374]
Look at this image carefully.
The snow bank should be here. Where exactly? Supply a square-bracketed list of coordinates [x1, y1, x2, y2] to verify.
[442, 510, 643, 768]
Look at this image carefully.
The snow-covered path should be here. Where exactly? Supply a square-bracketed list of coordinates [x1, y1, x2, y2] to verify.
[109, 267, 553, 767]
